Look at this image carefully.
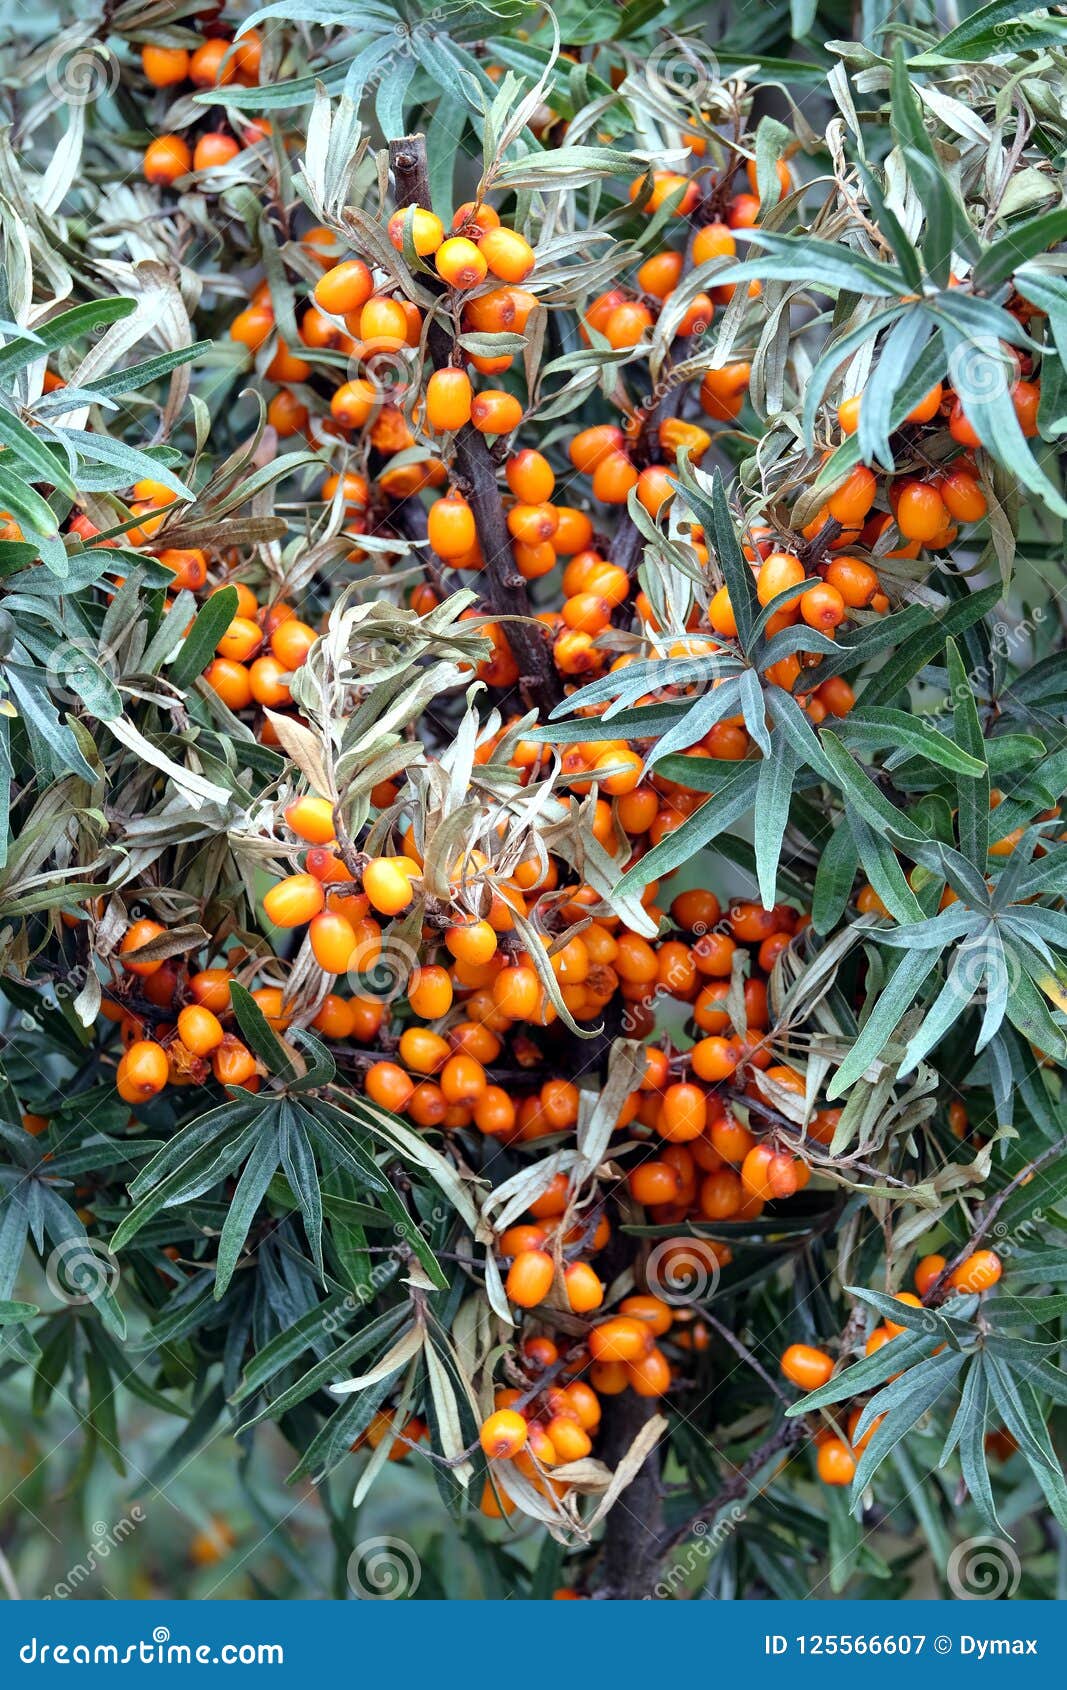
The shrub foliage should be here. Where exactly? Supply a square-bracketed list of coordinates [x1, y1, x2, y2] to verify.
[1, 0, 1066, 1600]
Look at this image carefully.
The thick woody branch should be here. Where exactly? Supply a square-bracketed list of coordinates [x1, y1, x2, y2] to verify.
[388, 135, 563, 718]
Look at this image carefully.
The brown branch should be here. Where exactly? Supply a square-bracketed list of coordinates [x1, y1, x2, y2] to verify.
[656, 1416, 806, 1557]
[388, 134, 563, 718]
[925, 1135, 1067, 1306]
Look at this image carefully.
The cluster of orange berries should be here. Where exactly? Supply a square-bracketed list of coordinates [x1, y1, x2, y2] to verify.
[477, 1302, 680, 1515]
[780, 1248, 1004, 1486]
[141, 32, 264, 186]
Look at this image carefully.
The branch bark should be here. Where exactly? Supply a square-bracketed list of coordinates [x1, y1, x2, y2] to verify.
[388, 134, 563, 718]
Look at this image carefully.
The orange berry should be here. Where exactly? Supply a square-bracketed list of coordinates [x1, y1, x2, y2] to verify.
[436, 236, 488, 289]
[506, 1249, 555, 1308]
[143, 135, 191, 186]
[263, 872, 325, 929]
[817, 1437, 856, 1485]
[176, 1005, 224, 1057]
[480, 1408, 528, 1460]
[780, 1343, 834, 1390]
[946, 1250, 1002, 1295]
[141, 45, 189, 87]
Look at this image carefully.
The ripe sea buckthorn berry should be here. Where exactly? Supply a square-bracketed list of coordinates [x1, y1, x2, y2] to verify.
[193, 133, 240, 172]
[825, 555, 878, 608]
[480, 1408, 528, 1460]
[506, 1248, 555, 1307]
[756, 551, 805, 609]
[658, 1082, 707, 1142]
[826, 465, 876, 526]
[780, 1343, 834, 1390]
[506, 449, 555, 503]
[619, 1294, 672, 1337]
[865, 1326, 892, 1356]
[142, 45, 189, 86]
[189, 38, 235, 87]
[312, 995, 356, 1040]
[569, 425, 624, 473]
[471, 390, 523, 434]
[119, 919, 167, 976]
[213, 1037, 257, 1087]
[263, 872, 325, 928]
[177, 1005, 224, 1057]
[308, 911, 357, 972]
[629, 1161, 681, 1206]
[699, 1168, 742, 1219]
[564, 1262, 604, 1313]
[363, 856, 418, 916]
[398, 1027, 450, 1076]
[330, 379, 377, 429]
[628, 1345, 671, 1397]
[428, 491, 476, 558]
[818, 676, 855, 718]
[906, 382, 943, 423]
[800, 582, 845, 632]
[266, 390, 308, 436]
[817, 1437, 856, 1486]
[445, 919, 497, 965]
[407, 964, 453, 1020]
[479, 227, 536, 282]
[365, 1061, 414, 1113]
[359, 296, 408, 343]
[708, 585, 738, 638]
[492, 964, 540, 1019]
[591, 451, 639, 505]
[638, 250, 684, 298]
[947, 1249, 1002, 1294]
[605, 301, 652, 349]
[529, 1172, 571, 1218]
[143, 135, 192, 185]
[632, 170, 698, 215]
[914, 1253, 946, 1297]
[436, 236, 488, 289]
[313, 258, 374, 316]
[691, 1036, 740, 1083]
[117, 1039, 169, 1103]
[452, 200, 500, 235]
[670, 888, 721, 931]
[1012, 379, 1039, 436]
[216, 615, 261, 663]
[837, 394, 862, 433]
[589, 1316, 653, 1363]
[189, 969, 232, 1013]
[424, 367, 472, 432]
[896, 481, 949, 543]
[284, 795, 335, 845]
[388, 206, 445, 255]
[847, 1407, 884, 1454]
[693, 221, 736, 264]
[939, 470, 987, 523]
[499, 1224, 546, 1258]
[547, 1415, 592, 1461]
[440, 1053, 487, 1105]
[473, 1086, 516, 1135]
[249, 654, 291, 707]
